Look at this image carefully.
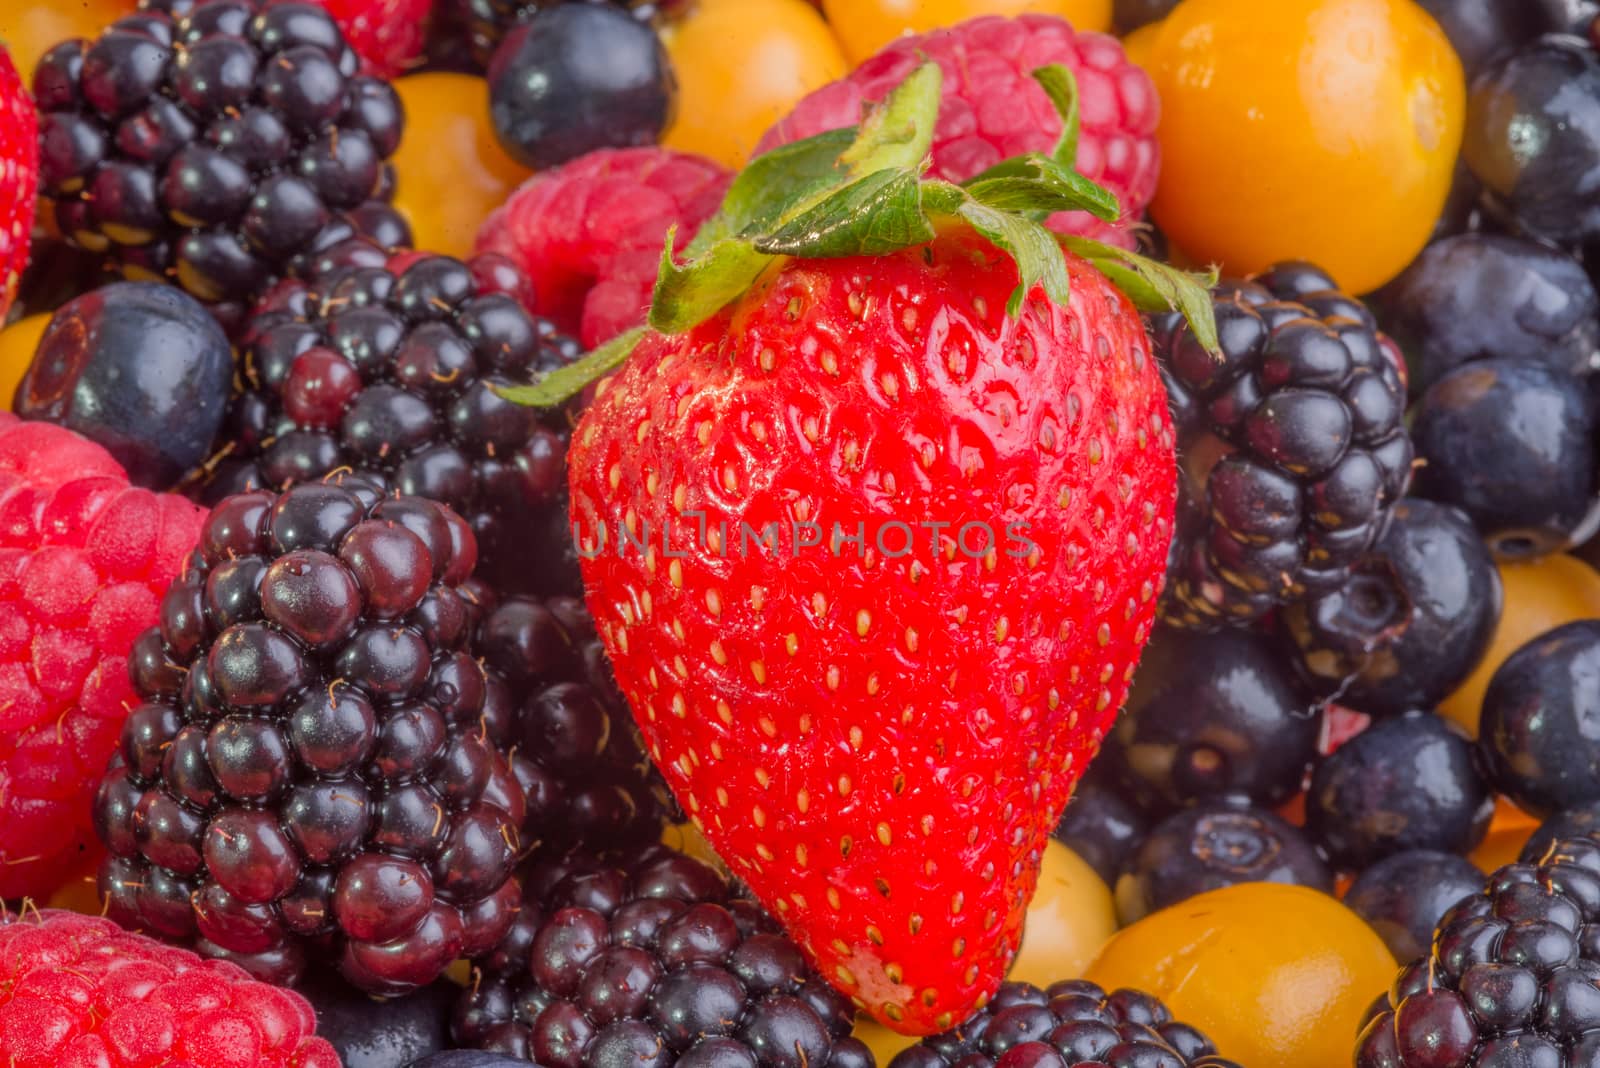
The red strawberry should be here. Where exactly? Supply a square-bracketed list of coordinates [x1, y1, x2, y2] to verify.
[0, 45, 39, 321]
[545, 65, 1211, 1034]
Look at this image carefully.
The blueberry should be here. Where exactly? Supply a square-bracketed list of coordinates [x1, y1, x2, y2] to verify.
[1113, 0, 1181, 33]
[487, 3, 674, 170]
[1413, 0, 1567, 75]
[1114, 801, 1333, 924]
[1284, 499, 1503, 717]
[1306, 711, 1495, 870]
[406, 1053, 530, 1068]
[15, 281, 233, 489]
[1381, 234, 1599, 394]
[1099, 626, 1322, 813]
[1345, 850, 1485, 962]
[1051, 764, 1148, 886]
[1464, 36, 1600, 247]
[299, 971, 457, 1068]
[1411, 359, 1599, 559]
[1481, 620, 1600, 817]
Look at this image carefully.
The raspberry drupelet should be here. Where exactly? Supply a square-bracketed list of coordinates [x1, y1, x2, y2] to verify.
[94, 475, 527, 995]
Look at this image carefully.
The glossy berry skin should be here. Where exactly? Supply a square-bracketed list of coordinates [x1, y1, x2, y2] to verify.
[568, 231, 1176, 1033]
[1357, 834, 1600, 1067]
[33, 1, 403, 313]
[1114, 802, 1333, 924]
[0, 909, 340, 1068]
[487, 4, 674, 171]
[474, 591, 669, 854]
[0, 414, 207, 901]
[888, 980, 1240, 1068]
[1284, 499, 1504, 717]
[16, 282, 232, 490]
[1414, 0, 1567, 75]
[411, 1054, 530, 1068]
[1158, 264, 1412, 628]
[1345, 849, 1485, 962]
[756, 15, 1159, 248]
[208, 252, 582, 598]
[1466, 37, 1600, 248]
[0, 47, 38, 323]
[1381, 234, 1599, 396]
[1113, 0, 1180, 32]
[299, 971, 457, 1068]
[475, 147, 731, 349]
[1306, 710, 1494, 870]
[1411, 360, 1599, 560]
[94, 477, 526, 995]
[1522, 802, 1600, 866]
[454, 845, 873, 1068]
[1480, 620, 1600, 818]
[1098, 625, 1321, 813]
[311, 0, 430, 77]
[1051, 764, 1147, 886]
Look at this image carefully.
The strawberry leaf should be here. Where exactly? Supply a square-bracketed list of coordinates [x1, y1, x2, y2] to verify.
[491, 326, 647, 407]
[1033, 64, 1082, 170]
[1059, 235, 1222, 354]
[940, 183, 1073, 316]
[754, 169, 935, 258]
[687, 128, 856, 255]
[838, 62, 942, 178]
[961, 153, 1119, 221]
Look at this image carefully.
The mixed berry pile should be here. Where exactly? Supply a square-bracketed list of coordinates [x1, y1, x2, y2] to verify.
[2, 2, 1600, 1068]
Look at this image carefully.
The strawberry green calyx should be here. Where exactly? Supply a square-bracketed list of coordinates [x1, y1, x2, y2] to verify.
[501, 63, 1218, 409]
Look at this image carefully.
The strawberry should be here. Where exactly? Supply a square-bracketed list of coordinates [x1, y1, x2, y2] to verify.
[513, 65, 1216, 1034]
[0, 44, 39, 321]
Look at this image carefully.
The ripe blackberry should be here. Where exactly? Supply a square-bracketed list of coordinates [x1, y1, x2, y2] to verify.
[33, 0, 403, 316]
[472, 588, 670, 854]
[93, 476, 528, 996]
[1153, 262, 1414, 629]
[1356, 833, 1600, 1066]
[454, 844, 873, 1068]
[889, 980, 1241, 1068]
[204, 250, 583, 596]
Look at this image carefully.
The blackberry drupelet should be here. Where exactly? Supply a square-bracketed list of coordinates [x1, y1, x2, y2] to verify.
[205, 250, 583, 596]
[473, 589, 670, 854]
[889, 980, 1241, 1068]
[94, 476, 527, 995]
[1153, 262, 1413, 629]
[454, 844, 873, 1068]
[1356, 833, 1600, 1066]
[33, 0, 404, 317]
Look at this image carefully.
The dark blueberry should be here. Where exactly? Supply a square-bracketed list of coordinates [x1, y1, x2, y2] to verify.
[15, 282, 231, 490]
[408, 1053, 531, 1068]
[1307, 711, 1494, 869]
[486, 3, 674, 170]
[1520, 801, 1600, 864]
[298, 971, 457, 1068]
[1284, 499, 1503, 716]
[1346, 850, 1486, 961]
[1413, 0, 1567, 75]
[1411, 359, 1599, 559]
[1115, 802, 1334, 923]
[1100, 626, 1320, 813]
[1464, 36, 1600, 246]
[1380, 234, 1600, 394]
[1051, 765, 1148, 886]
[1113, 0, 1181, 32]
[1481, 620, 1600, 816]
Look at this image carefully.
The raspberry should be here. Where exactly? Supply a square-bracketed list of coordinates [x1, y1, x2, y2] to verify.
[753, 15, 1160, 248]
[0, 908, 339, 1068]
[94, 476, 526, 995]
[0, 413, 207, 901]
[307, 0, 431, 78]
[474, 147, 732, 349]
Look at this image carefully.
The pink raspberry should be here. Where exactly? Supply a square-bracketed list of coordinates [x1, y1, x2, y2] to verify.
[0, 909, 339, 1068]
[0, 414, 206, 900]
[315, 0, 431, 78]
[476, 147, 733, 349]
[755, 14, 1160, 248]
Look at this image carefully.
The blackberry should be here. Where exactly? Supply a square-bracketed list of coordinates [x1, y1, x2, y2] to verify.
[889, 980, 1241, 1068]
[453, 844, 873, 1068]
[94, 476, 527, 995]
[204, 250, 584, 597]
[33, 0, 404, 318]
[472, 588, 670, 854]
[1356, 834, 1600, 1066]
[1153, 262, 1413, 629]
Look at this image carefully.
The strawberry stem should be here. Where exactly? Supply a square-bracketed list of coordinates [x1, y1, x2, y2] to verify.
[497, 63, 1219, 409]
